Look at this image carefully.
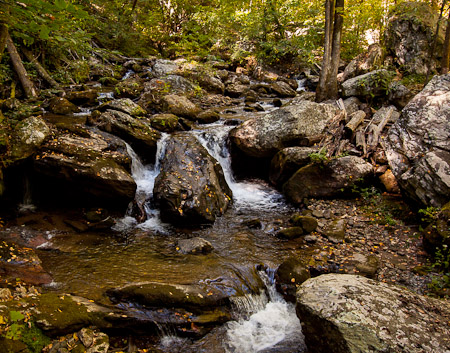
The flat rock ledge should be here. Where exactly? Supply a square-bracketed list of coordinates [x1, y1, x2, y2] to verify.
[296, 274, 450, 353]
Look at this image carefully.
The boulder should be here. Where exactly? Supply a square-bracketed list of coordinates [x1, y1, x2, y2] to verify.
[296, 274, 450, 353]
[92, 109, 161, 161]
[9, 116, 50, 162]
[341, 43, 384, 82]
[33, 129, 136, 207]
[230, 101, 338, 159]
[387, 81, 413, 109]
[65, 89, 99, 106]
[162, 94, 200, 119]
[114, 77, 145, 99]
[48, 97, 80, 115]
[269, 81, 297, 98]
[196, 110, 220, 124]
[321, 218, 347, 243]
[342, 69, 395, 99]
[277, 227, 304, 239]
[195, 73, 225, 94]
[384, 2, 445, 74]
[150, 113, 182, 133]
[289, 214, 318, 233]
[152, 59, 179, 77]
[153, 134, 232, 226]
[98, 98, 146, 117]
[275, 257, 310, 301]
[283, 156, 374, 204]
[176, 237, 213, 255]
[224, 83, 249, 98]
[383, 74, 450, 207]
[269, 147, 317, 186]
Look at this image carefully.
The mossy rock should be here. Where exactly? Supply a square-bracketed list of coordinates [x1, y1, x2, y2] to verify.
[277, 227, 304, 239]
[290, 214, 318, 233]
[150, 114, 180, 132]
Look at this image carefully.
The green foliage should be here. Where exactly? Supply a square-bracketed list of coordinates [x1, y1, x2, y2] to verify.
[308, 149, 329, 164]
[419, 206, 440, 224]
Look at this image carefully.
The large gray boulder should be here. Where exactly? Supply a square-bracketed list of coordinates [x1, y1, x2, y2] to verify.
[384, 2, 445, 75]
[283, 156, 373, 204]
[341, 69, 395, 99]
[153, 134, 232, 226]
[9, 116, 50, 162]
[162, 94, 200, 119]
[296, 274, 450, 353]
[152, 59, 179, 77]
[383, 74, 450, 207]
[230, 101, 338, 158]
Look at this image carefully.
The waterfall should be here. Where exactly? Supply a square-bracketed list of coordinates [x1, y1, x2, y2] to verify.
[192, 124, 287, 211]
[224, 269, 306, 353]
[18, 175, 36, 213]
[113, 134, 170, 233]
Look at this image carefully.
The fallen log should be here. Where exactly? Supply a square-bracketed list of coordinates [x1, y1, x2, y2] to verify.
[6, 31, 37, 98]
[345, 110, 366, 134]
[22, 48, 61, 90]
[367, 106, 394, 152]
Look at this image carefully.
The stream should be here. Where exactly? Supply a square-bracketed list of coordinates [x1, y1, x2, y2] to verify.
[11, 95, 310, 352]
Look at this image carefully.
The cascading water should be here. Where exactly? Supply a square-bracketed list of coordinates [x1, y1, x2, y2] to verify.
[224, 269, 306, 353]
[192, 123, 288, 212]
[18, 175, 36, 213]
[113, 134, 171, 233]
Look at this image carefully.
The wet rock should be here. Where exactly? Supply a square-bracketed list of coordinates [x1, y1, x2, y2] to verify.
[230, 100, 338, 158]
[384, 2, 444, 74]
[277, 227, 304, 239]
[296, 274, 450, 353]
[272, 98, 282, 107]
[150, 113, 182, 133]
[98, 98, 146, 117]
[45, 329, 109, 353]
[162, 94, 200, 119]
[290, 214, 318, 233]
[244, 90, 258, 103]
[48, 97, 80, 115]
[196, 110, 220, 124]
[114, 77, 144, 99]
[242, 218, 262, 229]
[65, 89, 99, 106]
[269, 147, 316, 187]
[304, 235, 318, 243]
[341, 43, 384, 82]
[33, 129, 136, 207]
[224, 83, 249, 98]
[163, 74, 196, 93]
[9, 116, 50, 162]
[0, 241, 52, 285]
[177, 237, 213, 255]
[322, 219, 347, 243]
[269, 81, 296, 98]
[107, 281, 230, 314]
[91, 109, 160, 161]
[275, 257, 310, 302]
[195, 73, 225, 94]
[383, 74, 450, 207]
[153, 134, 232, 226]
[283, 156, 374, 204]
[342, 69, 395, 99]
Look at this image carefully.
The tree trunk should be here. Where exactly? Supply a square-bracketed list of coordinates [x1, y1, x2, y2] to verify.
[0, 24, 7, 60]
[328, 0, 344, 100]
[441, 12, 450, 74]
[316, 0, 334, 102]
[6, 31, 37, 99]
[425, 0, 447, 82]
[22, 48, 61, 89]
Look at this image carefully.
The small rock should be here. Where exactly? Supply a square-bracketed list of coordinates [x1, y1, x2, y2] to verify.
[177, 237, 213, 255]
[322, 219, 347, 243]
[304, 235, 318, 244]
[242, 219, 262, 229]
[277, 227, 304, 239]
[290, 214, 318, 233]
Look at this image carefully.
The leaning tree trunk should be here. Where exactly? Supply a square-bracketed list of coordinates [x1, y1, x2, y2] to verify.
[0, 24, 7, 60]
[327, 0, 344, 100]
[316, 0, 335, 102]
[6, 31, 37, 98]
[441, 11, 450, 74]
[22, 48, 61, 89]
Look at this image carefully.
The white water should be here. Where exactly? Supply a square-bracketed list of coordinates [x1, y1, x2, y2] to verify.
[193, 124, 288, 212]
[18, 175, 36, 213]
[225, 270, 305, 353]
[113, 135, 170, 233]
[122, 70, 135, 80]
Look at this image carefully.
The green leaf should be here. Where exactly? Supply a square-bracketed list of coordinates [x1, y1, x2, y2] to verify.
[9, 311, 25, 322]
[54, 0, 67, 11]
[39, 26, 51, 40]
